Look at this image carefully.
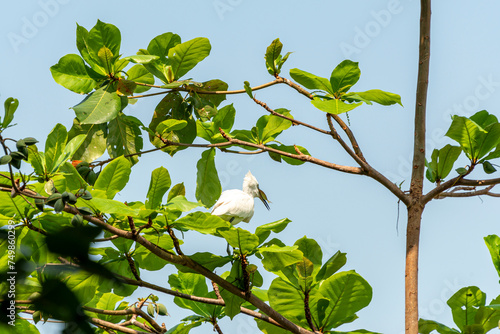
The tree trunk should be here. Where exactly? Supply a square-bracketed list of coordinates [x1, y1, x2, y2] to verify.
[406, 204, 424, 333]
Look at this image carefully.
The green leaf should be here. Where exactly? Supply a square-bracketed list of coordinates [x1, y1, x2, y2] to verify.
[168, 272, 213, 317]
[195, 149, 221, 207]
[316, 251, 347, 282]
[173, 212, 230, 235]
[418, 319, 460, 334]
[427, 145, 462, 182]
[347, 89, 402, 106]
[256, 319, 289, 334]
[94, 156, 131, 199]
[257, 109, 293, 144]
[44, 124, 68, 174]
[446, 113, 500, 162]
[126, 65, 154, 94]
[474, 305, 500, 333]
[265, 38, 283, 75]
[156, 119, 188, 135]
[330, 60, 361, 94]
[258, 245, 303, 272]
[146, 167, 171, 209]
[149, 93, 196, 156]
[244, 81, 253, 99]
[482, 160, 497, 174]
[294, 236, 322, 275]
[220, 287, 244, 319]
[213, 104, 236, 132]
[218, 227, 260, 254]
[267, 144, 310, 165]
[3, 97, 19, 129]
[72, 85, 122, 124]
[147, 32, 181, 61]
[289, 68, 333, 94]
[255, 218, 291, 245]
[484, 235, 500, 278]
[167, 182, 186, 202]
[87, 20, 121, 72]
[168, 37, 211, 80]
[50, 54, 101, 94]
[312, 97, 362, 115]
[268, 277, 308, 327]
[122, 55, 159, 64]
[68, 118, 107, 162]
[318, 270, 373, 330]
[194, 79, 229, 107]
[447, 286, 486, 331]
[49, 134, 86, 174]
[107, 113, 144, 165]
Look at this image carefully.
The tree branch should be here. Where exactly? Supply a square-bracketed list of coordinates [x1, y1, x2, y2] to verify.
[218, 128, 363, 175]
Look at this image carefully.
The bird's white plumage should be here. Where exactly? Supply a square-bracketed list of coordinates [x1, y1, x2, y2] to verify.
[211, 171, 269, 225]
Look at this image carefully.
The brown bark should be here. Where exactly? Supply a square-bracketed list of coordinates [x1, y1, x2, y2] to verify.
[407, 0, 431, 333]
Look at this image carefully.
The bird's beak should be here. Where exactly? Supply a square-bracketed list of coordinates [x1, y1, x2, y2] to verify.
[258, 187, 270, 210]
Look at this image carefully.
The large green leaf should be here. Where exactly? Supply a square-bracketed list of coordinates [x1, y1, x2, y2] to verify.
[50, 134, 86, 174]
[445, 113, 500, 162]
[133, 232, 173, 271]
[168, 37, 211, 80]
[316, 251, 347, 282]
[44, 123, 68, 174]
[195, 148, 221, 207]
[2, 97, 18, 128]
[265, 38, 284, 75]
[318, 270, 372, 330]
[149, 92, 196, 155]
[426, 145, 462, 183]
[330, 60, 361, 94]
[447, 286, 485, 331]
[145, 167, 171, 209]
[289, 68, 332, 94]
[72, 85, 122, 124]
[484, 235, 500, 278]
[107, 113, 144, 165]
[258, 245, 303, 272]
[418, 319, 460, 334]
[218, 227, 260, 254]
[87, 20, 121, 73]
[347, 89, 402, 106]
[173, 212, 230, 235]
[257, 108, 293, 144]
[126, 65, 154, 94]
[147, 32, 181, 61]
[255, 218, 291, 245]
[268, 277, 308, 327]
[50, 54, 101, 94]
[312, 98, 362, 115]
[94, 156, 131, 199]
[67, 118, 107, 162]
[194, 79, 229, 108]
[168, 272, 213, 318]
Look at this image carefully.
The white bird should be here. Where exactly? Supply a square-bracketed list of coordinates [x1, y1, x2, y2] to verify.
[211, 171, 270, 225]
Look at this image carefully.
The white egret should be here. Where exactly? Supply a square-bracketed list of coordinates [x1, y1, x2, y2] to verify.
[211, 171, 270, 224]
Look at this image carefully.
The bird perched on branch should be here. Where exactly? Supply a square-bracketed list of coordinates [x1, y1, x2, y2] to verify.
[211, 171, 270, 225]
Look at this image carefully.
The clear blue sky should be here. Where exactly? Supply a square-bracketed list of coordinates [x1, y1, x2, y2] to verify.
[2, 1, 500, 333]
